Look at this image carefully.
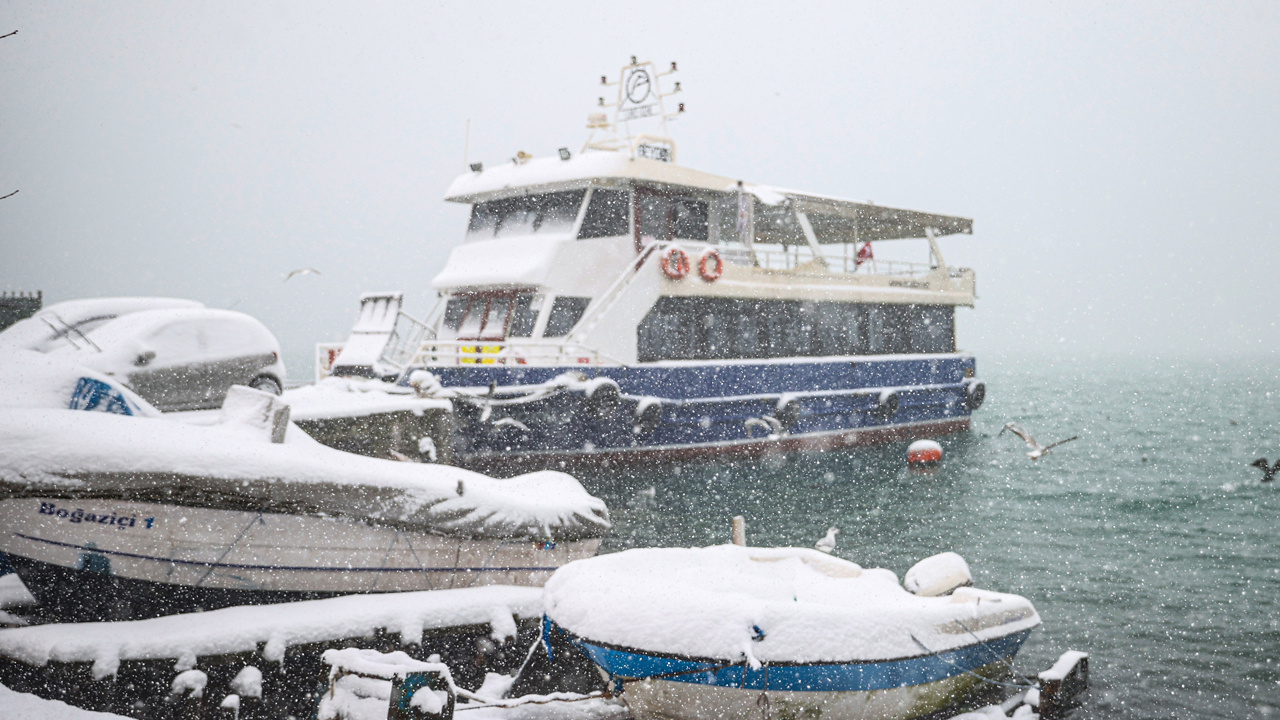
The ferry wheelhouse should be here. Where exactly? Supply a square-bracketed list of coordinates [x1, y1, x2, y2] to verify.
[330, 59, 985, 470]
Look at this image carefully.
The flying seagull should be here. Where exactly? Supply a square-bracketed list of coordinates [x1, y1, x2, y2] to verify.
[999, 422, 1079, 461]
[284, 267, 322, 282]
[815, 527, 839, 554]
[1252, 458, 1279, 482]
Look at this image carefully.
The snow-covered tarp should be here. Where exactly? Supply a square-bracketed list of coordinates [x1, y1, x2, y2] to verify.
[0, 585, 540, 679]
[0, 348, 609, 541]
[544, 545, 1040, 665]
[285, 376, 450, 421]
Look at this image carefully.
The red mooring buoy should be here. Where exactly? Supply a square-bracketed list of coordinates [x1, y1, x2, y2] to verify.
[907, 439, 943, 469]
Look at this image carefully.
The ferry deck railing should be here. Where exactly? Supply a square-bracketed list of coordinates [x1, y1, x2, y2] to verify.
[406, 339, 621, 368]
[721, 243, 973, 279]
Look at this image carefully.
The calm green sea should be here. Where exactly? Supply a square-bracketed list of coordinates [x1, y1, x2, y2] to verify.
[578, 355, 1280, 720]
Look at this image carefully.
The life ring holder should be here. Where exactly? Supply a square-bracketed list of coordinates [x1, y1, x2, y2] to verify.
[660, 247, 690, 280]
[697, 249, 723, 282]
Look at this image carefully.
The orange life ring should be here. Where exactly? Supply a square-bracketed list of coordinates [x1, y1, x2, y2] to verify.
[697, 249, 723, 282]
[660, 247, 690, 280]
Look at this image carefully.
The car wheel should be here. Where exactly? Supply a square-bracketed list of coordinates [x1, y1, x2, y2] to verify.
[249, 376, 283, 396]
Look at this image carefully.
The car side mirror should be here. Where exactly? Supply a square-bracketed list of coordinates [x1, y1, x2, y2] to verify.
[134, 350, 157, 367]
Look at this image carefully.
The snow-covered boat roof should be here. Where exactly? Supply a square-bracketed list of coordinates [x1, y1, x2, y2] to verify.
[544, 545, 1039, 665]
[0, 349, 609, 541]
[444, 152, 972, 241]
[284, 376, 450, 421]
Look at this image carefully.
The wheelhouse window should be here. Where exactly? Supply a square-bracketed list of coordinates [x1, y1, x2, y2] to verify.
[467, 190, 586, 240]
[443, 292, 543, 340]
[636, 185, 710, 248]
[578, 188, 631, 239]
[543, 296, 590, 338]
[638, 298, 955, 361]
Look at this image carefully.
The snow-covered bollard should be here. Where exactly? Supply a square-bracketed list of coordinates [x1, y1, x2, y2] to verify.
[904, 551, 972, 597]
[318, 647, 455, 720]
[222, 384, 291, 443]
[906, 439, 943, 470]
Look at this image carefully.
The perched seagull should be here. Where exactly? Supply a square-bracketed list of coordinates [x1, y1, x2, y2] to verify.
[999, 423, 1079, 461]
[815, 527, 839, 554]
[1252, 458, 1279, 482]
[284, 267, 322, 282]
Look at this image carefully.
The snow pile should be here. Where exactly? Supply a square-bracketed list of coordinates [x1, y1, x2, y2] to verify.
[0, 297, 202, 354]
[0, 585, 540, 679]
[0, 683, 132, 719]
[545, 545, 1040, 665]
[285, 375, 451, 421]
[904, 552, 973, 597]
[318, 648, 454, 720]
[0, 574, 36, 609]
[0, 347, 159, 416]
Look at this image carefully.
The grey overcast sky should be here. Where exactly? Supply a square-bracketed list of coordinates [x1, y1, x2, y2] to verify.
[2, 2, 1278, 377]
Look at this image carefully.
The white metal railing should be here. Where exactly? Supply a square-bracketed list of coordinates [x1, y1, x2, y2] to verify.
[407, 339, 622, 368]
[722, 243, 972, 279]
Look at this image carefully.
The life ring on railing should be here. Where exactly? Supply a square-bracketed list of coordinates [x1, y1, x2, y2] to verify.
[697, 249, 723, 282]
[660, 247, 690, 280]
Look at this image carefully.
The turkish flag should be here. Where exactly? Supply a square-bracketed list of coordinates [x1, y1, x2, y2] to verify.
[855, 242, 874, 266]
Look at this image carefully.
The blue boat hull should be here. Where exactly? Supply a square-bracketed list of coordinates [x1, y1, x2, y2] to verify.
[548, 620, 1031, 720]
[416, 354, 981, 470]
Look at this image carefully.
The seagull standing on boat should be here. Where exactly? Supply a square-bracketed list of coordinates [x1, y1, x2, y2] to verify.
[998, 423, 1079, 461]
[815, 527, 839, 554]
[1251, 458, 1279, 482]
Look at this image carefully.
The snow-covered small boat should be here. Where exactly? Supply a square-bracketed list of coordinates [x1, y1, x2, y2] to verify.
[543, 545, 1040, 720]
[0, 347, 610, 621]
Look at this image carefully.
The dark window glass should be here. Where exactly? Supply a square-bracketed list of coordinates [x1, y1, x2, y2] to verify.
[637, 190, 672, 245]
[467, 190, 586, 240]
[638, 298, 956, 361]
[509, 295, 539, 337]
[578, 189, 631, 239]
[443, 297, 469, 330]
[673, 198, 709, 240]
[544, 296, 591, 337]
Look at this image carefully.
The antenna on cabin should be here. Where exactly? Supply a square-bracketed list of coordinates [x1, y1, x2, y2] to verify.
[583, 57, 683, 163]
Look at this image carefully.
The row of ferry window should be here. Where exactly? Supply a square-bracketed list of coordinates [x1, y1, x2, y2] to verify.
[443, 292, 955, 360]
[637, 298, 955, 361]
[467, 188, 720, 244]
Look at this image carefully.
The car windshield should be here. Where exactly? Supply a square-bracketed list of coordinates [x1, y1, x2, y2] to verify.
[467, 190, 586, 240]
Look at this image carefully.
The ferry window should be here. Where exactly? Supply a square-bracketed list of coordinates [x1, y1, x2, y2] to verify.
[479, 299, 510, 340]
[543, 296, 590, 337]
[509, 295, 541, 337]
[456, 299, 485, 338]
[443, 297, 469, 330]
[673, 198, 709, 241]
[578, 189, 630, 239]
[911, 305, 955, 353]
[637, 190, 672, 246]
[467, 190, 586, 240]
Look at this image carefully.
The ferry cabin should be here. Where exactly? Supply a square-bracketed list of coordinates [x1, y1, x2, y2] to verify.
[340, 149, 985, 468]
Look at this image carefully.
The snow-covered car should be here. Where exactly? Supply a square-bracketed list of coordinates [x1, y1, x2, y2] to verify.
[0, 296, 204, 353]
[48, 307, 287, 411]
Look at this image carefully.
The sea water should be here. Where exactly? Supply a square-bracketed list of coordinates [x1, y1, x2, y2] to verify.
[580, 354, 1280, 719]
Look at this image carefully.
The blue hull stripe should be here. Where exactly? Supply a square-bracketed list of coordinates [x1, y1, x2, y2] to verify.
[566, 628, 1032, 693]
[12, 534, 558, 574]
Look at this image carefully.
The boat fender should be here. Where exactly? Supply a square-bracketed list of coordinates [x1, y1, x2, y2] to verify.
[904, 551, 972, 597]
[775, 395, 801, 431]
[964, 380, 986, 410]
[660, 247, 690, 280]
[876, 390, 899, 419]
[907, 439, 943, 469]
[584, 378, 622, 419]
[634, 398, 662, 434]
[697, 248, 723, 282]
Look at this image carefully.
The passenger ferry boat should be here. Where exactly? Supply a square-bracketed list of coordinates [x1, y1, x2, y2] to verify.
[328, 58, 986, 471]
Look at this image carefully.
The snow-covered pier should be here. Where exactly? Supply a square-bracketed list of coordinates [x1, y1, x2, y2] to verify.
[0, 586, 540, 718]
